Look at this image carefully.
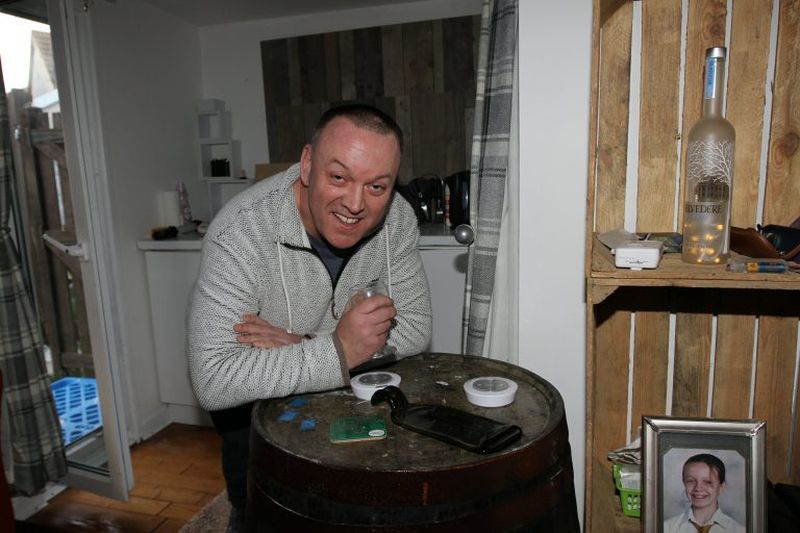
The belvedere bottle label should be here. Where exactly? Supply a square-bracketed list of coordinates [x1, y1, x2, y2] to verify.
[683, 139, 733, 262]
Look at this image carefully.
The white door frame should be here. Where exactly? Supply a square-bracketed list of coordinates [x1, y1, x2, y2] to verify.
[46, 0, 133, 499]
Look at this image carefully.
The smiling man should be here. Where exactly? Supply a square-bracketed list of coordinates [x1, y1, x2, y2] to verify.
[188, 104, 432, 531]
[663, 454, 745, 533]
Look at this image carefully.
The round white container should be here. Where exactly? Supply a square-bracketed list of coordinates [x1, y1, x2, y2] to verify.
[463, 376, 518, 407]
[350, 371, 401, 401]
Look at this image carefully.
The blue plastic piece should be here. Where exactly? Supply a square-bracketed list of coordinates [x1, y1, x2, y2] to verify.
[51, 377, 102, 446]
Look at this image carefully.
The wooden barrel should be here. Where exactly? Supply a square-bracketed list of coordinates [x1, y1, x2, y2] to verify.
[247, 353, 580, 532]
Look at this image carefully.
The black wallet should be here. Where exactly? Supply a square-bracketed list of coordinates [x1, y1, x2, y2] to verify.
[371, 385, 522, 454]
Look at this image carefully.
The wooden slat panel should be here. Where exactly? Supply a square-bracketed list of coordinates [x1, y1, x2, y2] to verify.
[442, 16, 476, 101]
[631, 0, 680, 446]
[753, 293, 798, 483]
[286, 37, 303, 106]
[590, 292, 632, 530]
[763, 0, 800, 224]
[630, 288, 670, 443]
[758, 0, 800, 486]
[410, 92, 465, 179]
[711, 293, 757, 419]
[381, 25, 404, 98]
[338, 31, 356, 101]
[323, 32, 342, 102]
[402, 21, 434, 95]
[671, 289, 716, 417]
[353, 27, 383, 100]
[594, 2, 632, 232]
[261, 39, 289, 161]
[393, 95, 414, 183]
[432, 19, 445, 94]
[727, 0, 773, 227]
[274, 105, 306, 163]
[636, 0, 681, 231]
[298, 33, 327, 103]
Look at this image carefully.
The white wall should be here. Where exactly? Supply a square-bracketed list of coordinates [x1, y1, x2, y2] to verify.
[518, 0, 592, 522]
[90, 0, 202, 438]
[198, 0, 483, 176]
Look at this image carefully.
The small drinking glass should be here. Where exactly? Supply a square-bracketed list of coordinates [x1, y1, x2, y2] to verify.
[346, 280, 397, 360]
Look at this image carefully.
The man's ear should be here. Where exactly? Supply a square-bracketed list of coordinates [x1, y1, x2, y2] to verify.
[299, 144, 313, 186]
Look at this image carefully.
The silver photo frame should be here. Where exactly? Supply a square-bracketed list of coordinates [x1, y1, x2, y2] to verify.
[642, 416, 765, 533]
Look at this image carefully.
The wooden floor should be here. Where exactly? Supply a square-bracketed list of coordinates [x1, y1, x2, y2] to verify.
[19, 424, 225, 532]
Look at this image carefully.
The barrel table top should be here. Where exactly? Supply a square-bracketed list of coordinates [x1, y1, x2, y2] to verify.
[252, 352, 565, 470]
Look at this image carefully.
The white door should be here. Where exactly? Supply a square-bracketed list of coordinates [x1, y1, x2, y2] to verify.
[42, 0, 133, 499]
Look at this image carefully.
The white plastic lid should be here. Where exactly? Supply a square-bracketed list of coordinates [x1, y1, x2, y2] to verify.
[463, 376, 518, 407]
[350, 371, 401, 401]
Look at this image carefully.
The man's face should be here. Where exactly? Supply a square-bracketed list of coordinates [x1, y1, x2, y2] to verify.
[683, 462, 725, 512]
[296, 116, 400, 250]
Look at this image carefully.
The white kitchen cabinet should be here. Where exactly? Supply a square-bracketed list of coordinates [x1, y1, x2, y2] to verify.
[139, 225, 468, 425]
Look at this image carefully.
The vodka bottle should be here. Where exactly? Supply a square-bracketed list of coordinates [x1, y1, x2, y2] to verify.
[681, 47, 735, 264]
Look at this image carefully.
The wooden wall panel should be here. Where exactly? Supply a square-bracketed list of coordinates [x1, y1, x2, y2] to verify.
[594, 2, 632, 233]
[711, 294, 757, 419]
[630, 289, 670, 443]
[672, 289, 715, 417]
[381, 25, 404, 97]
[442, 16, 476, 100]
[591, 294, 633, 530]
[402, 22, 435, 95]
[353, 28, 384, 100]
[754, 293, 798, 483]
[631, 1, 680, 445]
[636, 0, 681, 232]
[323, 33, 342, 103]
[727, 0, 773, 227]
[261, 16, 477, 180]
[758, 0, 800, 486]
[298, 34, 328, 104]
[338, 31, 357, 101]
[764, 0, 800, 224]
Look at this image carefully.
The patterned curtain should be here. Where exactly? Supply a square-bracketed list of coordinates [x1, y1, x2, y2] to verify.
[1, 65, 67, 495]
[462, 0, 518, 356]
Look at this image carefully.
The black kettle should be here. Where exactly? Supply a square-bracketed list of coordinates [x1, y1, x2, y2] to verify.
[444, 171, 470, 228]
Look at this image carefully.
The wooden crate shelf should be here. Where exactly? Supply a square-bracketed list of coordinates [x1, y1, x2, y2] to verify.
[584, 1, 800, 531]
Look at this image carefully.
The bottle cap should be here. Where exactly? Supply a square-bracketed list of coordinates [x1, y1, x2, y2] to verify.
[706, 46, 726, 59]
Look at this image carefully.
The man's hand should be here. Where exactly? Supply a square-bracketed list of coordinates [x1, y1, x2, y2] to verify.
[335, 295, 396, 368]
[234, 314, 303, 348]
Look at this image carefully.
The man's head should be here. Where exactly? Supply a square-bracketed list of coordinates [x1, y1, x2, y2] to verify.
[682, 454, 726, 512]
[296, 104, 403, 250]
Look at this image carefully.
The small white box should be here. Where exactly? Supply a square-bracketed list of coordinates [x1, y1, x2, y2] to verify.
[614, 241, 663, 269]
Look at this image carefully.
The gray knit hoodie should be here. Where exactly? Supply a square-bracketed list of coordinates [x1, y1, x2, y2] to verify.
[187, 164, 432, 411]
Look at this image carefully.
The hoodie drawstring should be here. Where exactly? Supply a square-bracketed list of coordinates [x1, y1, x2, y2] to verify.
[384, 229, 393, 299]
[277, 242, 294, 333]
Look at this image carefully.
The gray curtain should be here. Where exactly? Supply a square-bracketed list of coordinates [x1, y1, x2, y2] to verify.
[1, 66, 67, 495]
[462, 0, 518, 356]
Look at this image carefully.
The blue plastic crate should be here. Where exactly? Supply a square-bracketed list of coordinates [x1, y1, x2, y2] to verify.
[51, 377, 102, 446]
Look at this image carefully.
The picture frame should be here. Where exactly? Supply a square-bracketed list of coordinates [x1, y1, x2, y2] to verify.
[642, 416, 765, 533]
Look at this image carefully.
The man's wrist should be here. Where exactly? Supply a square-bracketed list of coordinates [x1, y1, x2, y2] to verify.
[331, 330, 350, 385]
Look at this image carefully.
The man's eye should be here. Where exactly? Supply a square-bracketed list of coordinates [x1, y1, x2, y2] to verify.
[331, 174, 345, 182]
[369, 184, 387, 193]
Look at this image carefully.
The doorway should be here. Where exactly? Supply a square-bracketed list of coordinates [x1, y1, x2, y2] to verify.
[1, 3, 132, 503]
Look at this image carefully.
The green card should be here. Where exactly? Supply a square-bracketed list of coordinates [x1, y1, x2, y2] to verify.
[329, 416, 387, 443]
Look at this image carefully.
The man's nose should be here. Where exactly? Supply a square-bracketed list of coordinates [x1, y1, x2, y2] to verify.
[343, 184, 365, 213]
